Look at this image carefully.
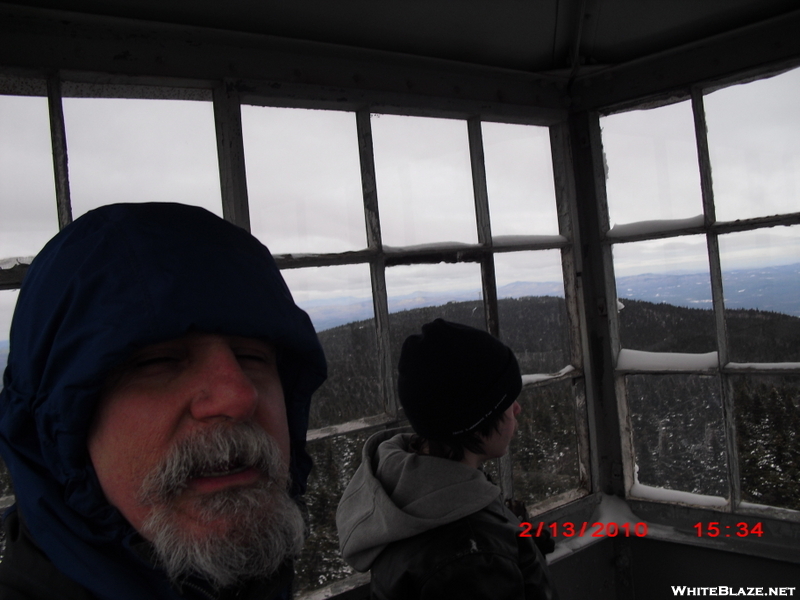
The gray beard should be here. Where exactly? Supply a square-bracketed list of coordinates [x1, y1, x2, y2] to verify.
[137, 423, 306, 589]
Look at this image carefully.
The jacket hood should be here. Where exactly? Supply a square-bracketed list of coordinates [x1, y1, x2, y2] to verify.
[336, 430, 500, 572]
[0, 202, 327, 599]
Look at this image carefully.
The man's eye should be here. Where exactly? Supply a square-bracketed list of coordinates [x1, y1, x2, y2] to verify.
[236, 352, 271, 365]
[233, 347, 276, 370]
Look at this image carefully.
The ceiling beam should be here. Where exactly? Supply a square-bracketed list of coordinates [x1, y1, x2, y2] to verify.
[0, 3, 568, 123]
[571, 8, 800, 112]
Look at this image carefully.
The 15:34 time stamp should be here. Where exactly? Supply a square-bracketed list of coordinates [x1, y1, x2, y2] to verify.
[693, 522, 764, 538]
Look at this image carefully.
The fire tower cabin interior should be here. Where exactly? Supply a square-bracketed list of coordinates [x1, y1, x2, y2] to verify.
[1, 0, 799, 597]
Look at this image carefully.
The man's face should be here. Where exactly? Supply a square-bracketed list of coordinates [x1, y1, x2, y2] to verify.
[88, 332, 292, 541]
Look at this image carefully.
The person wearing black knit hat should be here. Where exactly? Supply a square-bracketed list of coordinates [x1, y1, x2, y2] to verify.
[336, 319, 558, 600]
[398, 318, 522, 448]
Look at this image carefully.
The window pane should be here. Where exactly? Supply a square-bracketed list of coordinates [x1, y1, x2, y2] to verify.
[0, 289, 19, 378]
[495, 251, 570, 373]
[614, 236, 715, 352]
[372, 114, 476, 247]
[510, 380, 580, 504]
[627, 374, 728, 497]
[705, 67, 800, 222]
[719, 228, 800, 363]
[280, 265, 381, 429]
[295, 431, 369, 594]
[732, 374, 800, 512]
[601, 101, 703, 228]
[62, 97, 222, 218]
[482, 122, 558, 236]
[242, 106, 366, 255]
[385, 262, 484, 371]
[1, 290, 19, 500]
[0, 95, 59, 259]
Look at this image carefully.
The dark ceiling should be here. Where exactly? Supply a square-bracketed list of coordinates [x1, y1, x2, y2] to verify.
[4, 0, 799, 76]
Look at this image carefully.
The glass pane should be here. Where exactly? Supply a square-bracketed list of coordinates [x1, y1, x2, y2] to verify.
[705, 67, 800, 222]
[1, 290, 19, 503]
[510, 380, 580, 504]
[733, 374, 800, 512]
[495, 251, 570, 373]
[0, 459, 10, 499]
[482, 122, 558, 236]
[242, 106, 366, 255]
[0, 95, 59, 259]
[719, 228, 800, 363]
[0, 289, 19, 383]
[385, 262, 484, 373]
[372, 114, 476, 247]
[62, 97, 222, 218]
[627, 374, 728, 497]
[601, 101, 703, 228]
[280, 265, 381, 429]
[295, 431, 369, 594]
[614, 236, 715, 352]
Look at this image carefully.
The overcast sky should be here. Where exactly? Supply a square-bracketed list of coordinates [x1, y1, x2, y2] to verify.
[0, 66, 798, 338]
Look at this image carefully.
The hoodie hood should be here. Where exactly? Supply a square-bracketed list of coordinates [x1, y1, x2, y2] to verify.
[336, 430, 500, 572]
[0, 203, 327, 599]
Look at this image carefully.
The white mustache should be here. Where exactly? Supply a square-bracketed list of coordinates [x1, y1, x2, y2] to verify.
[138, 423, 287, 505]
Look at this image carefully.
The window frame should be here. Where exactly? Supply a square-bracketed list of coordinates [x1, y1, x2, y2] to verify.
[0, 73, 594, 594]
[596, 76, 800, 523]
[1, 27, 799, 592]
[253, 108, 593, 507]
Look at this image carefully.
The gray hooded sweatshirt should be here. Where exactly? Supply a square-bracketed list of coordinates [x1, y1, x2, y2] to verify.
[336, 430, 503, 572]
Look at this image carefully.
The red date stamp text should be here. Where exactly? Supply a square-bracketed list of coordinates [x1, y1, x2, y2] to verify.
[519, 521, 648, 538]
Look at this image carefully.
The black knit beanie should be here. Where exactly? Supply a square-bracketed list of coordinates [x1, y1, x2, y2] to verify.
[397, 319, 521, 439]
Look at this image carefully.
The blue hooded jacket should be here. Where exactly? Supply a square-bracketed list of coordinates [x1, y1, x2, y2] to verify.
[0, 203, 327, 599]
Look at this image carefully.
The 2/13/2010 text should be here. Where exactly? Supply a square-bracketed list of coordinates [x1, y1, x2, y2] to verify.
[519, 521, 648, 538]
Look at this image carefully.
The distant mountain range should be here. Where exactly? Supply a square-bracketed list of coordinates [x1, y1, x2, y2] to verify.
[617, 263, 800, 316]
[0, 265, 795, 358]
[302, 263, 800, 331]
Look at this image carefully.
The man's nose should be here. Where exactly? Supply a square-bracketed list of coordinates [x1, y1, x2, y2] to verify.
[513, 400, 522, 416]
[189, 347, 259, 422]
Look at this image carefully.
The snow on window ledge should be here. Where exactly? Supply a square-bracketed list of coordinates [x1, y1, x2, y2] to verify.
[629, 483, 727, 508]
[607, 215, 705, 239]
[617, 349, 718, 372]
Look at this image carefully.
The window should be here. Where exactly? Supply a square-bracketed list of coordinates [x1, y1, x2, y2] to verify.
[1, 8, 800, 596]
[0, 92, 55, 407]
[281, 264, 382, 429]
[0, 80, 588, 594]
[371, 114, 476, 246]
[62, 96, 221, 218]
[614, 236, 715, 354]
[0, 92, 59, 260]
[242, 106, 365, 255]
[704, 68, 800, 222]
[257, 112, 587, 595]
[601, 65, 800, 515]
[482, 121, 559, 237]
[603, 99, 703, 226]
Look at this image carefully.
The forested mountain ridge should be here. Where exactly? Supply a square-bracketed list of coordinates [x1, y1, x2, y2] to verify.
[618, 298, 800, 361]
[309, 296, 800, 430]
